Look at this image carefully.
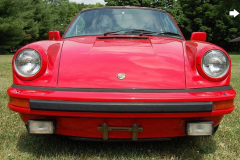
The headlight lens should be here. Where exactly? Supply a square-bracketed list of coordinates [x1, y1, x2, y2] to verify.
[14, 49, 42, 77]
[202, 50, 229, 78]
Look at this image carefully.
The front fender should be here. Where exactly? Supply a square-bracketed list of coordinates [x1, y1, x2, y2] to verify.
[183, 41, 231, 89]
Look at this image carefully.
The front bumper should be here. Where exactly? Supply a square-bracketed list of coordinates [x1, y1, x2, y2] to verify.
[7, 85, 236, 140]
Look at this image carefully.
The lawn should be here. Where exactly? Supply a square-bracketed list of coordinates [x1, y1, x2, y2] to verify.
[0, 53, 239, 160]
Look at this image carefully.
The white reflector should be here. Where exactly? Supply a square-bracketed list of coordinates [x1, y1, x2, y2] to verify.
[186, 121, 214, 136]
[28, 120, 55, 134]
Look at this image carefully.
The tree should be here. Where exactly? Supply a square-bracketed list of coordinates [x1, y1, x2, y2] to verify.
[105, 0, 141, 6]
[0, 0, 36, 53]
[0, 0, 86, 53]
[85, 3, 105, 9]
[0, 0, 53, 53]
[178, 0, 240, 49]
[45, 0, 85, 32]
[34, 0, 52, 40]
[215, 0, 240, 42]
[178, 0, 216, 40]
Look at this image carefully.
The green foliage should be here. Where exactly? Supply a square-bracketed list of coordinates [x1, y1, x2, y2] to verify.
[0, 0, 52, 54]
[84, 3, 105, 9]
[178, 0, 240, 49]
[104, 0, 141, 6]
[34, 0, 53, 40]
[0, 0, 31, 53]
[0, 0, 86, 54]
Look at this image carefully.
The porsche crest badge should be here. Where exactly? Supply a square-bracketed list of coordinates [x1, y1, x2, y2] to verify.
[117, 73, 126, 80]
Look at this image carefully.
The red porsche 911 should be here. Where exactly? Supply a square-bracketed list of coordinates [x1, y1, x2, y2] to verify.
[7, 7, 236, 141]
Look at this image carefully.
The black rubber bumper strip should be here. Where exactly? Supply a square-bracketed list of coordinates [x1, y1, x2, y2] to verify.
[11, 84, 232, 93]
[30, 99, 213, 113]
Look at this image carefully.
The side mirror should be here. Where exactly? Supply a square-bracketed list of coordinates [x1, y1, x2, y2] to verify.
[190, 32, 207, 41]
[48, 31, 61, 40]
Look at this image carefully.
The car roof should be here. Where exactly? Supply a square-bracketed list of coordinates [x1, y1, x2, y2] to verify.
[80, 6, 167, 14]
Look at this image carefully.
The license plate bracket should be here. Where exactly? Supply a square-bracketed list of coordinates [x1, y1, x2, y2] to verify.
[97, 123, 143, 141]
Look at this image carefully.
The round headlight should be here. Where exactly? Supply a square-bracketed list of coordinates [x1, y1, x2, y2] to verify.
[202, 50, 229, 78]
[14, 49, 42, 77]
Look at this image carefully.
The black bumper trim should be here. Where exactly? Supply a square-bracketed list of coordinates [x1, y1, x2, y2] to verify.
[12, 84, 232, 93]
[30, 99, 213, 113]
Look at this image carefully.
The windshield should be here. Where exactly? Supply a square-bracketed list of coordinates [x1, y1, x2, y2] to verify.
[64, 8, 182, 39]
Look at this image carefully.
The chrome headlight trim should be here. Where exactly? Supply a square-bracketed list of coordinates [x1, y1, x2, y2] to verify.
[14, 49, 42, 77]
[201, 50, 229, 78]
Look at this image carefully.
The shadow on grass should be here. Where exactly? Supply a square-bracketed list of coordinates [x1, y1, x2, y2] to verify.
[16, 133, 217, 159]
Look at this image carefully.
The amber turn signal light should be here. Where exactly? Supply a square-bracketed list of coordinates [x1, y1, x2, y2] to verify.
[9, 97, 30, 108]
[213, 100, 234, 110]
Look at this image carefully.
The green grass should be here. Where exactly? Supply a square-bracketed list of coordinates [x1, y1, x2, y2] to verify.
[0, 53, 239, 160]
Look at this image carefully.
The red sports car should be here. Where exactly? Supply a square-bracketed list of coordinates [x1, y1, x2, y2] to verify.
[8, 7, 236, 141]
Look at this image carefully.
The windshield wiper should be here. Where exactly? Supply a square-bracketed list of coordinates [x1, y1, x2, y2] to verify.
[104, 29, 156, 36]
[103, 30, 126, 36]
[139, 31, 157, 36]
[160, 32, 182, 37]
[128, 29, 155, 33]
[141, 31, 182, 37]
[103, 30, 182, 39]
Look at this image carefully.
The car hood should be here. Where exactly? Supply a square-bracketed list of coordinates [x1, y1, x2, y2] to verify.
[58, 36, 185, 89]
